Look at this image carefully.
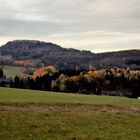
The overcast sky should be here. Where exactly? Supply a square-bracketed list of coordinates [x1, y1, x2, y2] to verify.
[0, 0, 140, 52]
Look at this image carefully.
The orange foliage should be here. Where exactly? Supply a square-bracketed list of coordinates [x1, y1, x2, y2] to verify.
[32, 65, 56, 79]
[87, 70, 103, 79]
[15, 60, 34, 67]
[70, 76, 79, 82]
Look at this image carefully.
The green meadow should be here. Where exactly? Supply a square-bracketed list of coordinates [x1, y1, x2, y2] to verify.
[0, 87, 140, 106]
[0, 87, 140, 140]
[2, 66, 31, 78]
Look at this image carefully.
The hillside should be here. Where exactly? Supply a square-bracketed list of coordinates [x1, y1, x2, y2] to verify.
[0, 87, 140, 140]
[0, 40, 140, 69]
[0, 87, 140, 106]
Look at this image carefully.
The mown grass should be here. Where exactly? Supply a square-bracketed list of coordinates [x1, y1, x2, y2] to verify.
[2, 66, 23, 78]
[0, 87, 140, 106]
[0, 87, 140, 140]
[0, 111, 139, 140]
[2, 65, 31, 78]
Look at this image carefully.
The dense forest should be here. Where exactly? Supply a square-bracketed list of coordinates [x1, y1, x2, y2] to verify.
[0, 66, 139, 98]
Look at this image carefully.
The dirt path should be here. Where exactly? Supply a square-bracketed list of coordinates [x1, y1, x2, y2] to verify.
[0, 102, 139, 113]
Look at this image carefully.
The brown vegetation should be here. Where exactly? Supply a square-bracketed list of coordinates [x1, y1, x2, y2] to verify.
[0, 103, 139, 113]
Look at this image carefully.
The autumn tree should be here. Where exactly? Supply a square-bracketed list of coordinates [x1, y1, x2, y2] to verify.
[32, 65, 57, 79]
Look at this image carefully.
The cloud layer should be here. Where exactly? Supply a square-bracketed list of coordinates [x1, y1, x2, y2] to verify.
[0, 0, 140, 52]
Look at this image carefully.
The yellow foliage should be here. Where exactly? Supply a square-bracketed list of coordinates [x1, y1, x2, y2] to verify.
[45, 65, 57, 73]
[59, 74, 67, 80]
[59, 83, 66, 91]
[87, 70, 103, 79]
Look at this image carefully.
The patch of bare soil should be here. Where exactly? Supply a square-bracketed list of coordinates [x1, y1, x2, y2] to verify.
[0, 103, 139, 113]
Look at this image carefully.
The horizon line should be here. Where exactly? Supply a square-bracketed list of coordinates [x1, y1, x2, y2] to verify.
[0, 39, 139, 54]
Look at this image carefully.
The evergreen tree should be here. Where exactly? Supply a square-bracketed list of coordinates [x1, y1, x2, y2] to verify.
[0, 68, 4, 78]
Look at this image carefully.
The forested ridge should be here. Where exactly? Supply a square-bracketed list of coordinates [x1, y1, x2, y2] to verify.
[0, 40, 140, 70]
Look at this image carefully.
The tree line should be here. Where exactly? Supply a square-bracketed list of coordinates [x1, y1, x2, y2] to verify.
[0, 66, 140, 98]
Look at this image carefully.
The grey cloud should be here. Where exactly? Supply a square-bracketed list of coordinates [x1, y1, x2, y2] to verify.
[0, 18, 69, 36]
[0, 0, 140, 52]
[1, 0, 140, 33]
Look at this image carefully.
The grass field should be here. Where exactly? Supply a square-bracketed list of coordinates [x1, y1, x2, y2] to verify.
[2, 65, 31, 78]
[2, 66, 23, 78]
[0, 87, 140, 140]
[0, 111, 139, 140]
[0, 87, 140, 106]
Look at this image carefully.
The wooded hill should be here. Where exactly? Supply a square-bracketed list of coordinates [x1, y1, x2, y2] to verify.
[0, 40, 140, 70]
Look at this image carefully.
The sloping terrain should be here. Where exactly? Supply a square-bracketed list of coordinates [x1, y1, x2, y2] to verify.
[0, 87, 140, 140]
[0, 40, 140, 69]
[0, 87, 140, 106]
